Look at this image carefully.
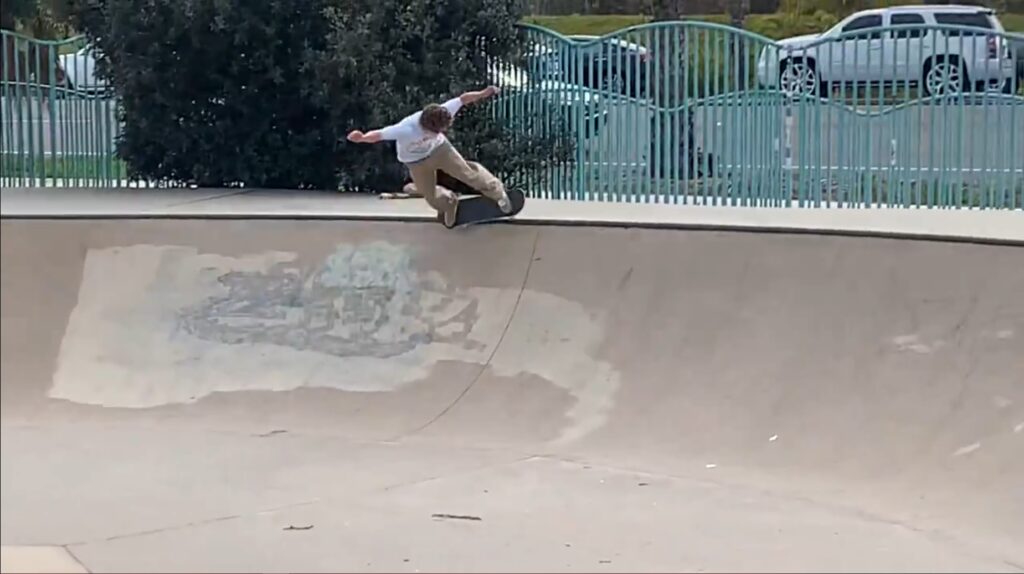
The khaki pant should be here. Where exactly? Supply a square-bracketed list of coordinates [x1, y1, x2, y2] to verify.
[405, 142, 505, 214]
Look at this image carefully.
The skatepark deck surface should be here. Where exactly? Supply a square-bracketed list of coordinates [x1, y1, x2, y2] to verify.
[1, 192, 1023, 572]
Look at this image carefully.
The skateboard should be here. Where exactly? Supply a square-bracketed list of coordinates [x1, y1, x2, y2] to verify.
[440, 186, 526, 228]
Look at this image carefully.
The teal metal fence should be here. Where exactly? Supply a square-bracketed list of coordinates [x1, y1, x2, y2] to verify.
[3, 23, 1023, 208]
[501, 22, 1024, 208]
[2, 31, 127, 188]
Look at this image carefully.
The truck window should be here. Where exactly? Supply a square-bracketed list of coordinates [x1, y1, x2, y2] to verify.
[842, 15, 883, 40]
[890, 13, 925, 38]
[934, 12, 994, 36]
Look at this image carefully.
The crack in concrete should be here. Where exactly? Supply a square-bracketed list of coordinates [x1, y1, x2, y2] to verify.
[63, 498, 322, 548]
[398, 230, 541, 440]
[62, 545, 92, 573]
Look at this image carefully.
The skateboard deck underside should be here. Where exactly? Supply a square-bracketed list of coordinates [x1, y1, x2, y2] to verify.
[441, 187, 526, 228]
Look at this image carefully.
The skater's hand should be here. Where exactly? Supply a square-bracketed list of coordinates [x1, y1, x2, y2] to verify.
[484, 85, 500, 97]
[346, 130, 366, 143]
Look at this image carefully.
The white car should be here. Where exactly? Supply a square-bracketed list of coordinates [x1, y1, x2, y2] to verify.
[58, 45, 109, 95]
[757, 5, 1016, 97]
[489, 61, 608, 138]
[527, 36, 651, 96]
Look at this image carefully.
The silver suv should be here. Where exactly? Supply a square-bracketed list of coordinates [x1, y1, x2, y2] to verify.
[756, 5, 1017, 97]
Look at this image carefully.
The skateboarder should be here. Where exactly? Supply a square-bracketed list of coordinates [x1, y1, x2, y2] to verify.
[346, 87, 512, 227]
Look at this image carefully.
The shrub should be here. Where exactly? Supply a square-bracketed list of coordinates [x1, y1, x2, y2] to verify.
[74, 0, 340, 188]
[318, 0, 575, 192]
[74, 0, 576, 191]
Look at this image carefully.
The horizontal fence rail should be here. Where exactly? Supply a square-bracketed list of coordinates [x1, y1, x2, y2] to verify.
[3, 24, 1023, 208]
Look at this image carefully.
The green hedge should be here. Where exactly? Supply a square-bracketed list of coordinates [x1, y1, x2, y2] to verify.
[73, 0, 574, 191]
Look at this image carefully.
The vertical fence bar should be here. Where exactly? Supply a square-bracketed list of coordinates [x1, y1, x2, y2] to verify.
[917, 27, 929, 207]
[754, 51, 762, 208]
[22, 38, 36, 186]
[824, 39, 834, 206]
[715, 27, 722, 205]
[652, 26, 662, 203]
[1, 35, 12, 186]
[631, 32, 641, 204]
[557, 32, 567, 199]
[867, 27, 876, 207]
[939, 29, 950, 207]
[46, 42, 58, 187]
[58, 42, 70, 187]
[815, 39, 823, 206]
[927, 29, 937, 207]
[739, 36, 748, 206]
[955, 31, 966, 208]
[701, 27, 710, 205]
[729, 28, 737, 205]
[853, 32, 863, 206]
[625, 35, 636, 203]
[671, 25, 681, 205]
[34, 41, 46, 186]
[887, 27, 898, 207]
[644, 27, 653, 204]
[902, 28, 910, 207]
[1011, 33, 1021, 209]
[796, 44, 808, 206]
[681, 26, 690, 205]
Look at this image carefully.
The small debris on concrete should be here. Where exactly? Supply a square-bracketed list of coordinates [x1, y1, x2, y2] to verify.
[600, 560, 612, 564]
[283, 524, 313, 531]
[637, 482, 649, 487]
[769, 434, 779, 442]
[705, 463, 717, 469]
[431, 513, 481, 522]
[403, 559, 410, 563]
[255, 429, 287, 438]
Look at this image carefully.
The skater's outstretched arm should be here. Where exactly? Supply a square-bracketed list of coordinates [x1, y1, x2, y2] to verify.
[346, 129, 387, 144]
[347, 86, 500, 143]
[458, 85, 500, 106]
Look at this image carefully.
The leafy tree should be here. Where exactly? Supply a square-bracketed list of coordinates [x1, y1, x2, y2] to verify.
[73, 0, 575, 192]
[318, 0, 575, 192]
[74, 0, 339, 188]
[3, 0, 74, 37]
[2, 0, 38, 30]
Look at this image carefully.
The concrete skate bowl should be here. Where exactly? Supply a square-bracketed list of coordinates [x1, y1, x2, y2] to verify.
[1, 218, 1022, 573]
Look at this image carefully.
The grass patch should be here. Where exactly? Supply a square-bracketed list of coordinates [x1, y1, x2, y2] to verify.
[523, 13, 836, 39]
[1, 153, 127, 181]
[1002, 12, 1024, 32]
[522, 15, 652, 36]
